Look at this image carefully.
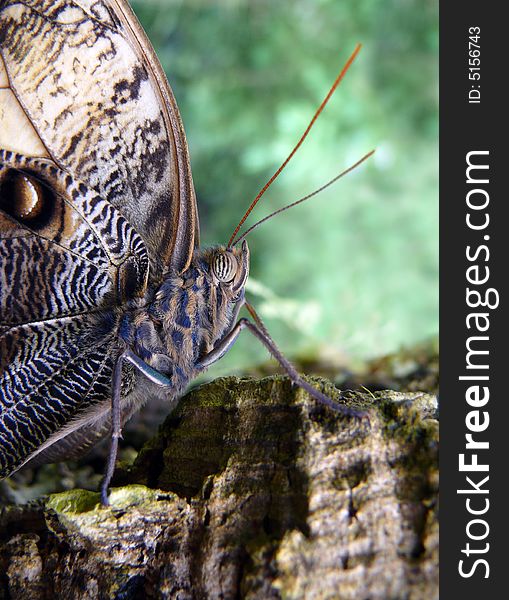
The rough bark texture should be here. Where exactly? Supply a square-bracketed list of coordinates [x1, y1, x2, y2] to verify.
[0, 376, 438, 600]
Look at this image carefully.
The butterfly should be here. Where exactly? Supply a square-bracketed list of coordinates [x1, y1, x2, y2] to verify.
[0, 0, 370, 504]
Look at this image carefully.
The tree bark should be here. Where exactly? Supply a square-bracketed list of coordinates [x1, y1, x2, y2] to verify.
[0, 376, 438, 600]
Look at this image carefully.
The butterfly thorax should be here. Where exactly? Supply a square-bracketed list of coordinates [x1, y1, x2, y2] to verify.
[118, 242, 250, 399]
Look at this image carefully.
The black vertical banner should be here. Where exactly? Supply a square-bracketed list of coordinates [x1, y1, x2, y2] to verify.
[441, 3, 506, 597]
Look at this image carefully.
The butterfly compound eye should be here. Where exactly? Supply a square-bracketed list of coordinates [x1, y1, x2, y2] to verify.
[212, 251, 238, 283]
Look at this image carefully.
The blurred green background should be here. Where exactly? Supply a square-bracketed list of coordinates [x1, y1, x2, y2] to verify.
[131, 0, 438, 375]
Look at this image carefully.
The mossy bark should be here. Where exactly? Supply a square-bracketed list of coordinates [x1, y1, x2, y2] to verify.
[0, 376, 438, 600]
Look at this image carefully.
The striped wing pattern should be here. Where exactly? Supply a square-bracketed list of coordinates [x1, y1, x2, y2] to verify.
[0, 0, 198, 476]
[0, 0, 198, 279]
[1, 321, 113, 476]
[0, 151, 149, 476]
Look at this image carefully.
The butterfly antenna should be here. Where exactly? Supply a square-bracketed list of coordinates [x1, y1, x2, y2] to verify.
[232, 149, 375, 246]
[228, 43, 362, 248]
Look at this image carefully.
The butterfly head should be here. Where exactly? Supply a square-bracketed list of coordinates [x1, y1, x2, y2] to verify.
[207, 240, 250, 301]
[179, 240, 250, 345]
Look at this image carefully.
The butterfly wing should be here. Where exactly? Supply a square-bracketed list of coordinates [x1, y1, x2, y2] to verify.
[0, 0, 199, 475]
[0, 0, 198, 279]
[0, 151, 150, 476]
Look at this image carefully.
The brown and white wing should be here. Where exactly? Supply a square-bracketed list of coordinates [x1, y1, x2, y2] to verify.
[0, 0, 198, 279]
[0, 150, 151, 477]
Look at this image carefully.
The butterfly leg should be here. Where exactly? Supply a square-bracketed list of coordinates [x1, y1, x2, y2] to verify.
[101, 350, 174, 505]
[197, 307, 366, 420]
[101, 353, 124, 506]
